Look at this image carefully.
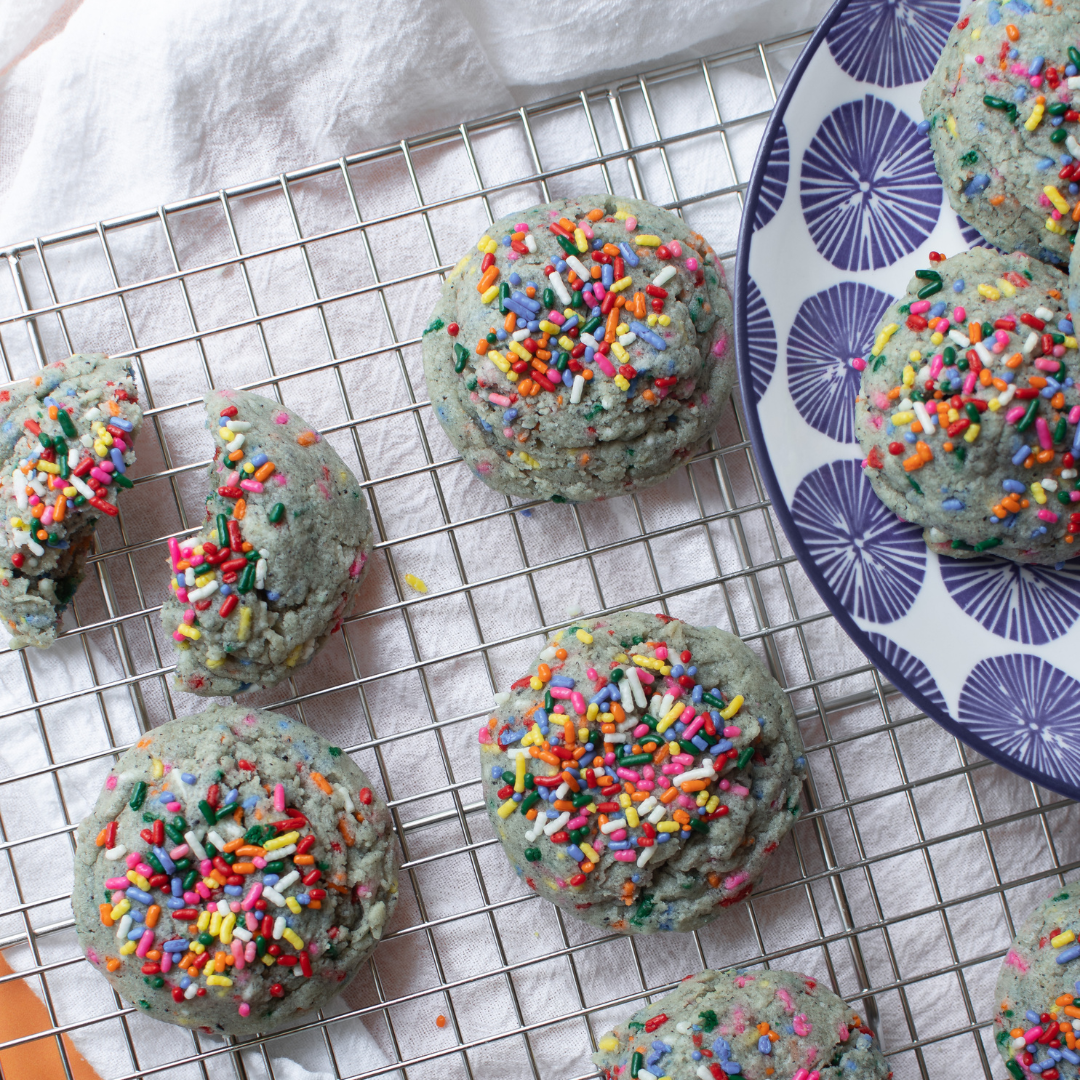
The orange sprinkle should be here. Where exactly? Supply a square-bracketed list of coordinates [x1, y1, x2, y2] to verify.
[587, 208, 605, 222]
[476, 340, 489, 355]
[105, 957, 121, 972]
[660, 785, 680, 804]
[969, 321, 982, 344]
[99, 903, 114, 927]
[560, 769, 581, 793]
[231, 862, 256, 874]
[537, 663, 551, 682]
[296, 430, 318, 446]
[1036, 449, 1055, 464]
[605, 307, 620, 342]
[293, 854, 315, 866]
[436, 1014, 448, 1028]
[210, 869, 227, 886]
[235, 845, 265, 857]
[524, 285, 536, 298]
[146, 905, 160, 928]
[1028, 376, 1049, 389]
[337, 817, 355, 846]
[233, 498, 246, 520]
[943, 441, 954, 452]
[95, 827, 108, 847]
[53, 495, 66, 523]
[902, 455, 923, 472]
[989, 194, 1006, 206]
[672, 809, 691, 825]
[555, 648, 568, 660]
[1005, 22, 1020, 39]
[1052, 391, 1066, 410]
[477, 266, 499, 293]
[227, 449, 245, 462]
[310, 771, 334, 795]
[590, 265, 602, 280]
[979, 368, 993, 386]
[581, 368, 593, 381]
[253, 461, 276, 483]
[1006, 352, 1024, 369]
[680, 779, 710, 793]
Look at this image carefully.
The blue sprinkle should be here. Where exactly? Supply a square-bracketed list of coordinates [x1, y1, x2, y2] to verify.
[501, 235, 512, 246]
[941, 499, 965, 511]
[250, 453, 268, 468]
[618, 242, 640, 267]
[263, 874, 280, 887]
[1002, 479, 1026, 494]
[496, 328, 508, 341]
[916, 119, 931, 135]
[163, 939, 189, 953]
[1053, 116, 1065, 128]
[242, 795, 258, 809]
[550, 675, 575, 688]
[602, 263, 614, 288]
[713, 1037, 731, 1059]
[1069, 65, 1079, 78]
[165, 896, 186, 909]
[266, 590, 280, 601]
[929, 301, 947, 318]
[1026, 1010, 1042, 1023]
[503, 409, 518, 423]
[953, 279, 965, 293]
[109, 447, 127, 473]
[1012, 445, 1032, 466]
[223, 788, 238, 805]
[158, 791, 174, 803]
[110, 416, 134, 431]
[1061, 1048, 1080, 1065]
[127, 926, 146, 940]
[1071, 184, 1080, 195]
[1037, 157, 1057, 171]
[170, 876, 183, 896]
[1013, 86, 1028, 103]
[566, 845, 584, 861]
[1029, 56, 1045, 76]
[223, 884, 243, 896]
[758, 1035, 772, 1054]
[1056, 944, 1080, 964]
[964, 174, 991, 197]
[126, 886, 153, 905]
[152, 846, 176, 874]
[491, 766, 503, 780]
[128, 909, 145, 924]
[987, 3, 1001, 21]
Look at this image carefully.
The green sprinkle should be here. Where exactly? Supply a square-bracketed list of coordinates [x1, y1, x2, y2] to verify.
[688, 817, 709, 834]
[139, 1000, 151, 1010]
[620, 753, 653, 766]
[198, 932, 214, 947]
[571, 791, 592, 808]
[328, 746, 341, 756]
[129, 781, 147, 811]
[164, 820, 186, 844]
[872, 353, 887, 371]
[422, 317, 445, 336]
[570, 288, 584, 309]
[542, 287, 555, 309]
[629, 893, 655, 926]
[951, 539, 973, 550]
[182, 870, 198, 891]
[498, 282, 510, 314]
[736, 746, 754, 769]
[1051, 128, 1069, 144]
[909, 477, 923, 495]
[58, 409, 78, 438]
[555, 234, 577, 257]
[216, 514, 229, 548]
[582, 315, 603, 335]
[974, 537, 1002, 552]
[1048, 102, 1069, 117]
[1070, 46, 1080, 70]
[550, 494, 567, 503]
[199, 799, 217, 824]
[1016, 398, 1039, 432]
[698, 1009, 718, 1032]
[145, 852, 164, 874]
[630, 1052, 643, 1078]
[265, 861, 284, 874]
[238, 563, 256, 593]
[453, 342, 469, 373]
[965, 403, 980, 424]
[523, 847, 542, 862]
[943, 346, 956, 364]
[268, 502, 285, 524]
[983, 94, 1010, 111]
[914, 269, 942, 282]
[520, 791, 540, 814]
[916, 280, 942, 300]
[1006, 1062, 1024, 1080]
[255, 935, 268, 957]
[1055, 417, 1068, 444]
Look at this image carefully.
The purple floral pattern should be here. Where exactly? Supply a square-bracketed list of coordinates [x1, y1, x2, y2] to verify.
[801, 95, 941, 270]
[754, 122, 789, 231]
[940, 557, 1080, 645]
[826, 0, 961, 88]
[787, 282, 894, 443]
[791, 459, 926, 623]
[868, 632, 946, 710]
[958, 654, 1080, 785]
[743, 277, 777, 406]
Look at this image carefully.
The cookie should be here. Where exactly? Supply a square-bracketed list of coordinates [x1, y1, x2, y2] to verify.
[920, 1, 1080, 268]
[422, 194, 735, 502]
[160, 390, 374, 696]
[0, 353, 142, 648]
[855, 247, 1080, 563]
[72, 705, 398, 1035]
[593, 967, 890, 1080]
[994, 886, 1080, 1080]
[479, 612, 806, 934]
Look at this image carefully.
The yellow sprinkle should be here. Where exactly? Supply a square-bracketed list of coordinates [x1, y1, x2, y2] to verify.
[610, 276, 633, 293]
[908, 351, 922, 364]
[220, 914, 236, 944]
[988, 399, 1002, 413]
[488, 349, 510, 373]
[635, 235, 661, 247]
[598, 1037, 619, 1052]
[705, 795, 720, 813]
[36, 460, 59, 475]
[1025, 104, 1046, 132]
[1046, 216, 1070, 235]
[286, 896, 302, 915]
[657, 314, 671, 326]
[657, 821, 681, 833]
[625, 805, 640, 828]
[573, 227, 588, 253]
[196, 910, 211, 931]
[119, 940, 137, 955]
[477, 236, 492, 251]
[902, 364, 915, 387]
[237, 606, 252, 642]
[971, 25, 981, 39]
[508, 340, 531, 361]
[126, 871, 150, 890]
[480, 285, 500, 304]
[586, 702, 600, 722]
[946, 115, 958, 138]
[613, 374, 630, 391]
[190, 941, 206, 955]
[1032, 482, 1047, 505]
[1067, 337, 1079, 349]
[632, 655, 664, 671]
[696, 790, 710, 806]
[890, 411, 915, 425]
[194, 572, 215, 589]
[205, 975, 233, 987]
[557, 335, 575, 351]
[205, 657, 225, 668]
[94, 441, 109, 458]
[515, 754, 527, 793]
[976, 283, 1001, 301]
[611, 342, 629, 362]
[930, 332, 944, 346]
[575, 629, 593, 643]
[619, 793, 632, 809]
[497, 799, 517, 819]
[578, 727, 589, 742]
[404, 573, 428, 594]
[873, 323, 899, 355]
[616, 323, 629, 335]
[282, 928, 304, 950]
[209, 912, 222, 936]
[720, 694, 744, 720]
[963, 423, 980, 443]
[110, 899, 130, 921]
[176, 623, 201, 641]
[265, 831, 300, 851]
[218, 427, 232, 441]
[151, 757, 164, 780]
[646, 313, 659, 326]
[538, 320, 560, 335]
[599, 712, 613, 725]
[530, 675, 543, 691]
[580, 842, 599, 863]
[483, 239, 497, 255]
[657, 702, 686, 734]
[62, 486, 76, 497]
[614, 210, 629, 219]
[995, 277, 1016, 298]
[518, 450, 540, 468]
[1052, 930, 1076, 948]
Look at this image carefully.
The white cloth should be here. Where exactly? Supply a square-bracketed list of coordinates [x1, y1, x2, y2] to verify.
[0, 3, 932, 1080]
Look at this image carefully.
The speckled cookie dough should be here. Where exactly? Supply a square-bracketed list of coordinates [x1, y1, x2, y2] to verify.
[72, 705, 398, 1036]
[479, 612, 806, 934]
[994, 886, 1080, 1079]
[593, 968, 890, 1080]
[161, 390, 374, 696]
[920, 1, 1080, 269]
[0, 353, 142, 649]
[422, 194, 735, 502]
[855, 247, 1080, 563]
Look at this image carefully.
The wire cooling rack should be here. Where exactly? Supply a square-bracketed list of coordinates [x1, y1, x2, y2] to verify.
[0, 24, 1078, 1080]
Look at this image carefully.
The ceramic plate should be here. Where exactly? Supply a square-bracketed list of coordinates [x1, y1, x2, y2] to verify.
[735, 0, 1080, 799]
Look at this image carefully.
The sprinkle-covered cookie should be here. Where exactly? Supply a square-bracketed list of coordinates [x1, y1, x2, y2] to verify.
[480, 612, 806, 934]
[72, 706, 398, 1035]
[160, 389, 374, 696]
[0, 353, 142, 648]
[856, 247, 1080, 562]
[920, 1, 1080, 268]
[422, 195, 735, 502]
[593, 968, 890, 1080]
[995, 886, 1080, 1080]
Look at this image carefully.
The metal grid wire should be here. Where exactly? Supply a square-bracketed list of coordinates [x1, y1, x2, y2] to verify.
[0, 25, 1077, 1080]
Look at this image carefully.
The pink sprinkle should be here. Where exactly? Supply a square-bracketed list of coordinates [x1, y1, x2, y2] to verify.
[231, 939, 246, 971]
[711, 334, 728, 357]
[199, 859, 213, 875]
[135, 930, 154, 958]
[111, 890, 124, 903]
[1031, 75, 1044, 88]
[685, 258, 699, 272]
[238, 1002, 251, 1018]
[166, 802, 182, 813]
[274, 783, 286, 812]
[583, 290, 597, 307]
[182, 609, 195, 625]
[1054, 344, 1067, 357]
[488, 393, 512, 407]
[105, 877, 129, 890]
[125, 852, 141, 869]
[683, 716, 704, 739]
[1005, 405, 1026, 424]
[975, 54, 984, 64]
[962, 371, 977, 395]
[850, 357, 867, 371]
[636, 779, 655, 791]
[1005, 949, 1029, 973]
[633, 723, 650, 738]
[909, 300, 931, 314]
[1036, 416, 1054, 450]
[184, 891, 200, 904]
[625, 216, 637, 231]
[239, 479, 264, 494]
[86, 947, 99, 965]
[953, 306, 966, 322]
[549, 686, 571, 700]
[195, 881, 212, 899]
[579, 221, 594, 240]
[793, 1013, 812, 1037]
[610, 829, 628, 842]
[586, 667, 599, 680]
[243, 713, 258, 724]
[593, 282, 607, 303]
[777, 986, 795, 1012]
[613, 850, 637, 861]
[567, 815, 589, 830]
[724, 870, 749, 891]
[570, 691, 586, 715]
[547, 310, 566, 326]
[105, 775, 118, 790]
[170, 844, 189, 860]
[635, 668, 655, 684]
[1069, 406, 1080, 424]
[244, 941, 257, 962]
[478, 726, 491, 744]
[160, 953, 172, 974]
[732, 784, 750, 797]
[253, 856, 267, 868]
[168, 538, 182, 571]
[723, 725, 741, 738]
[615, 767, 640, 782]
[515, 222, 530, 233]
[668, 240, 682, 256]
[245, 912, 259, 931]
[273, 412, 289, 424]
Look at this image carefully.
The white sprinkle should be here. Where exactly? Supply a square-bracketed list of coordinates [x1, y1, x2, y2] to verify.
[913, 401, 935, 435]
[103, 844, 128, 861]
[187, 580, 219, 602]
[547, 271, 571, 306]
[273, 916, 286, 940]
[115, 913, 132, 940]
[1036, 305, 1055, 322]
[184, 983, 198, 999]
[997, 385, 1016, 408]
[69, 474, 95, 500]
[555, 782, 569, 800]
[600, 818, 627, 834]
[1042, 478, 1059, 492]
[948, 329, 970, 348]
[523, 233, 537, 253]
[543, 812, 570, 836]
[1064, 469, 1078, 479]
[602, 732, 628, 743]
[579, 332, 599, 350]
[335, 783, 354, 813]
[232, 927, 253, 942]
[217, 899, 231, 916]
[207, 830, 228, 851]
[276, 870, 300, 892]
[624, 665, 647, 708]
[512, 328, 530, 341]
[657, 693, 675, 719]
[263, 887, 286, 907]
[11, 470, 27, 510]
[68, 448, 80, 468]
[255, 559, 266, 590]
[618, 333, 637, 347]
[651, 265, 677, 287]
[973, 340, 993, 365]
[1069, 78, 1080, 93]
[697, 1066, 714, 1080]
[1023, 331, 1040, 355]
[226, 433, 245, 453]
[184, 831, 208, 861]
[636, 846, 656, 869]
[648, 805, 667, 824]
[268, 843, 296, 859]
[638, 796, 657, 815]
[565, 255, 590, 280]
[539, 646, 557, 662]
[570, 374, 585, 404]
[225, 420, 252, 432]
[493, 691, 511, 706]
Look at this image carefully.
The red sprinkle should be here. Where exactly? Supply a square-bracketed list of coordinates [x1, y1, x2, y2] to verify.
[218, 594, 238, 618]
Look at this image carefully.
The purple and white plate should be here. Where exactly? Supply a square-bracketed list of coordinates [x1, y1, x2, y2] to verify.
[735, 0, 1080, 799]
